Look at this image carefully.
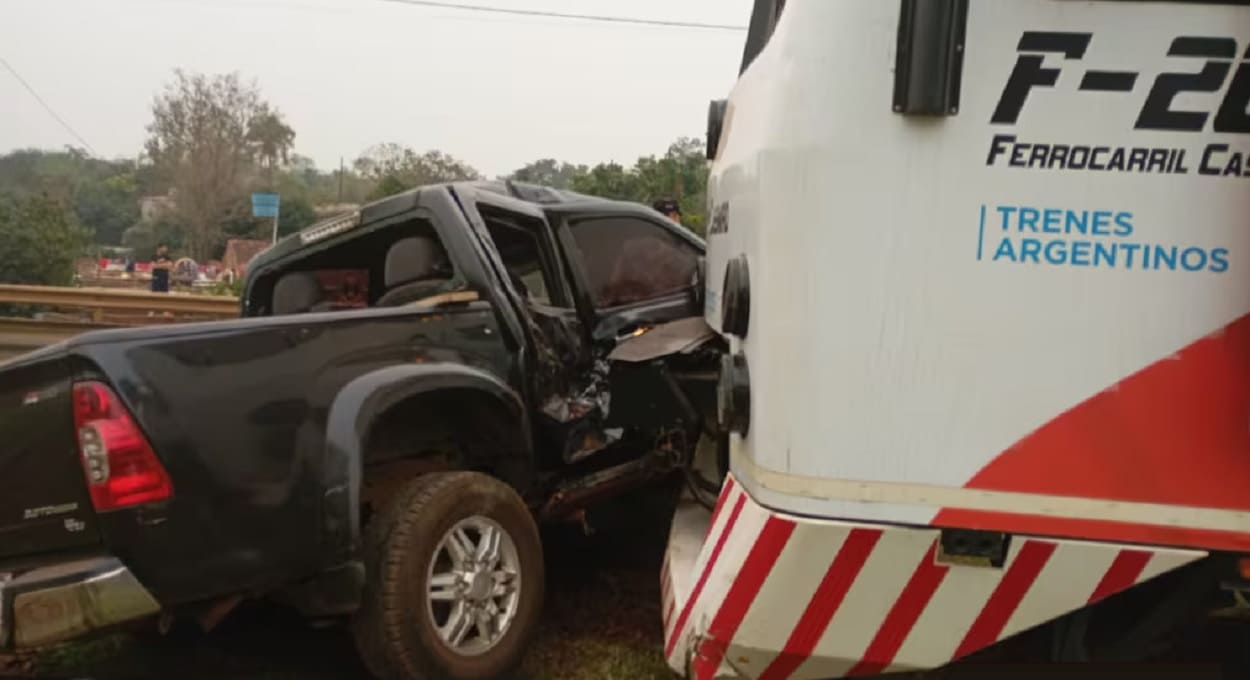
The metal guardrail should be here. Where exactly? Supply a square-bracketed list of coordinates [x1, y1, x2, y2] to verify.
[0, 284, 239, 318]
[0, 317, 122, 361]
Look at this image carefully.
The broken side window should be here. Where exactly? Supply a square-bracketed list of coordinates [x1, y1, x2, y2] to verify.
[479, 208, 560, 307]
[248, 217, 457, 316]
[567, 217, 699, 309]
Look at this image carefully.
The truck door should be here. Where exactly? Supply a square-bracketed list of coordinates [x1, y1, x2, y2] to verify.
[547, 206, 716, 445]
[546, 207, 705, 343]
[456, 192, 600, 467]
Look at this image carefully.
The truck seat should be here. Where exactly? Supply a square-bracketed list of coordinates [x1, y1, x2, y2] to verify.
[377, 237, 453, 306]
[272, 271, 326, 315]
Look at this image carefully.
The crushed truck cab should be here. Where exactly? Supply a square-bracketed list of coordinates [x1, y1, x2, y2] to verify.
[667, 0, 1250, 677]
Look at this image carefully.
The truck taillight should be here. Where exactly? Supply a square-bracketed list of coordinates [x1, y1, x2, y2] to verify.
[72, 381, 173, 511]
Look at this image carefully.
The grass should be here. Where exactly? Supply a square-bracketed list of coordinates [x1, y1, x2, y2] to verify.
[522, 638, 670, 680]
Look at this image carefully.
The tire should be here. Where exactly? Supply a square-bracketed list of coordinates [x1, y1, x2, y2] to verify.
[353, 472, 544, 680]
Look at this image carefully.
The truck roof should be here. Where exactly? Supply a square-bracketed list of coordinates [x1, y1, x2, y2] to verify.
[248, 180, 629, 275]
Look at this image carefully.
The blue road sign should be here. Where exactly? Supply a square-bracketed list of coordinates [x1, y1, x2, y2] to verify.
[252, 193, 281, 218]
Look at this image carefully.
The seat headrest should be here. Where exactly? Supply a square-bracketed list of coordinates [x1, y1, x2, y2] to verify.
[272, 272, 322, 315]
[385, 237, 449, 287]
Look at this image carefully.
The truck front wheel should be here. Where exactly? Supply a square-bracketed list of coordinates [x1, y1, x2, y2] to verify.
[353, 472, 544, 680]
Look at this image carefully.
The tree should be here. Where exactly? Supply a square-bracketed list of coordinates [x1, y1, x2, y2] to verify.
[368, 175, 409, 201]
[637, 137, 709, 234]
[354, 144, 481, 199]
[352, 142, 415, 181]
[145, 70, 281, 259]
[506, 158, 587, 189]
[276, 195, 317, 236]
[567, 136, 711, 234]
[122, 214, 184, 261]
[220, 194, 317, 241]
[0, 149, 144, 246]
[570, 162, 640, 200]
[74, 172, 140, 245]
[0, 193, 91, 286]
[247, 107, 296, 174]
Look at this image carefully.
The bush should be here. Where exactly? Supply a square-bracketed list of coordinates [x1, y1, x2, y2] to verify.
[0, 193, 91, 286]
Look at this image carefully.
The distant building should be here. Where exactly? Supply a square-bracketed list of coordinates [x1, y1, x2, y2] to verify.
[222, 239, 270, 279]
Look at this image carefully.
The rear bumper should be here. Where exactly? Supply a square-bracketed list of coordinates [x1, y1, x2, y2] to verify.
[0, 556, 160, 650]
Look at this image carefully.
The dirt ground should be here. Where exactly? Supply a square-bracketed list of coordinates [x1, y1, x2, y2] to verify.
[1, 482, 681, 680]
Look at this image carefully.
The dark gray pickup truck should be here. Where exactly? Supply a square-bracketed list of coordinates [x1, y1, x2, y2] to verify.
[0, 181, 727, 679]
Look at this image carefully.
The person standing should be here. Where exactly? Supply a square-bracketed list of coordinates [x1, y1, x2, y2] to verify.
[652, 198, 683, 225]
[151, 245, 173, 293]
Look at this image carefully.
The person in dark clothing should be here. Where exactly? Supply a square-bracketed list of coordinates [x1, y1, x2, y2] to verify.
[652, 198, 683, 225]
[151, 245, 172, 293]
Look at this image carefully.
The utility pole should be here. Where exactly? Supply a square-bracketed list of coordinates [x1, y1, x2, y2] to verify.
[338, 156, 345, 203]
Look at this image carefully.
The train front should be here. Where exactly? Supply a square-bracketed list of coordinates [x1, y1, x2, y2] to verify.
[667, 1, 1250, 678]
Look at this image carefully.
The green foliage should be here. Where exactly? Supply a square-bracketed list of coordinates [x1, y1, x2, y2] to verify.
[565, 137, 709, 235]
[0, 193, 91, 286]
[1, 92, 708, 281]
[368, 175, 410, 201]
[145, 70, 290, 259]
[355, 144, 481, 200]
[570, 162, 637, 199]
[122, 216, 183, 261]
[276, 195, 317, 236]
[206, 276, 244, 298]
[0, 148, 142, 246]
[247, 107, 296, 172]
[74, 172, 140, 245]
[507, 158, 588, 190]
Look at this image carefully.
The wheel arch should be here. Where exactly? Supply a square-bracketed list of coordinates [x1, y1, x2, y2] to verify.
[320, 363, 532, 564]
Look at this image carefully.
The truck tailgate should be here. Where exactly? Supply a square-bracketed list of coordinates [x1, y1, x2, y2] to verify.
[0, 357, 100, 559]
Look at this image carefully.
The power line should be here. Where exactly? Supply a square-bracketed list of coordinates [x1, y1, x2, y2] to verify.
[373, 0, 747, 31]
[0, 55, 98, 156]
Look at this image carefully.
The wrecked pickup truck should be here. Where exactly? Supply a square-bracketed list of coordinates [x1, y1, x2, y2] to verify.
[0, 180, 725, 679]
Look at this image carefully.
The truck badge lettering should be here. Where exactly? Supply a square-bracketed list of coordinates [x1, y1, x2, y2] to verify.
[23, 503, 79, 520]
[21, 386, 58, 407]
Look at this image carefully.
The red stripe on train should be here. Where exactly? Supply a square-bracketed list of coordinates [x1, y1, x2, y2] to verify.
[846, 540, 949, 676]
[947, 314, 1250, 553]
[692, 516, 797, 680]
[758, 528, 883, 680]
[707, 476, 737, 538]
[665, 491, 748, 659]
[1088, 549, 1152, 604]
[953, 540, 1056, 660]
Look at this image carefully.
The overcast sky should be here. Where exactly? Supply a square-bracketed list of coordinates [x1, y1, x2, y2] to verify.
[1, 0, 751, 178]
